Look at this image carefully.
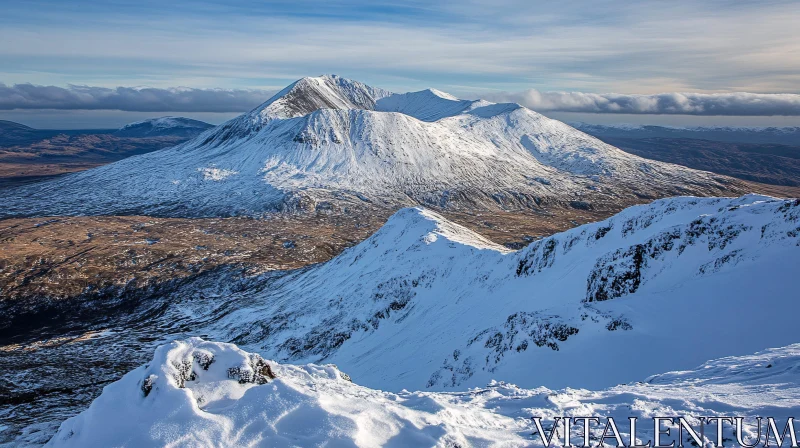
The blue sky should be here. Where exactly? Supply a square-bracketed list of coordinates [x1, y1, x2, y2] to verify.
[1, 0, 799, 128]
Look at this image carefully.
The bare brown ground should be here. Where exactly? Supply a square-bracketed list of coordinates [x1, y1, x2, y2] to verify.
[0, 162, 101, 188]
[743, 181, 800, 198]
[441, 208, 613, 243]
[0, 213, 387, 302]
[0, 204, 621, 303]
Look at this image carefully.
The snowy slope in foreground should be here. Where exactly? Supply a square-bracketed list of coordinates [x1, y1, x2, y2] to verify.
[47, 338, 800, 447]
[195, 195, 800, 392]
[0, 75, 738, 218]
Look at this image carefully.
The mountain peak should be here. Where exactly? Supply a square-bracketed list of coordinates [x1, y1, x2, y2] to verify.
[424, 88, 459, 100]
[377, 207, 509, 252]
[374, 88, 476, 122]
[251, 75, 392, 122]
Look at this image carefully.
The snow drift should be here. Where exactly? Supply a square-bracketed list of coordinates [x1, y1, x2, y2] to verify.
[46, 338, 800, 447]
[0, 75, 740, 218]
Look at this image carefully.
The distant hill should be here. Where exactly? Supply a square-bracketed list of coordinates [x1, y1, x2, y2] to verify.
[570, 122, 800, 145]
[0, 120, 34, 131]
[572, 122, 800, 187]
[0, 120, 70, 147]
[0, 118, 214, 189]
[0, 120, 119, 147]
[113, 116, 213, 138]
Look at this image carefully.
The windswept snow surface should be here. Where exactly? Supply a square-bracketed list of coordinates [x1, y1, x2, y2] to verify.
[188, 195, 800, 392]
[46, 338, 800, 447]
[0, 75, 737, 218]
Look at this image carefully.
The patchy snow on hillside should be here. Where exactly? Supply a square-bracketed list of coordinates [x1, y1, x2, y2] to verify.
[46, 338, 800, 447]
[185, 195, 800, 392]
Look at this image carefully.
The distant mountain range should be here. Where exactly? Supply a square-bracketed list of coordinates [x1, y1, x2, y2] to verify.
[570, 122, 800, 145]
[0, 116, 214, 144]
[0, 120, 112, 148]
[0, 75, 742, 218]
[0, 117, 213, 188]
[572, 122, 800, 187]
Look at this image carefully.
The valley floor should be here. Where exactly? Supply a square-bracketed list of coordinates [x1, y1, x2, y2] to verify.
[0, 134, 191, 189]
[0, 206, 611, 322]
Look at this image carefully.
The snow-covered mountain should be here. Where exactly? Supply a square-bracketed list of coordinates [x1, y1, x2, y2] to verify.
[164, 194, 800, 392]
[0, 75, 741, 218]
[113, 116, 213, 138]
[46, 338, 800, 447]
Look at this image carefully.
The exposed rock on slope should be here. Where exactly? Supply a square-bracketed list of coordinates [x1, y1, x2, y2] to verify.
[0, 75, 742, 218]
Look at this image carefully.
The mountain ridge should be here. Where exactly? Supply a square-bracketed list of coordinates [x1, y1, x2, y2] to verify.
[179, 194, 800, 392]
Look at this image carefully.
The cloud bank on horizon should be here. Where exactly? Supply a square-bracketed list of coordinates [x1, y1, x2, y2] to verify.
[483, 90, 800, 116]
[0, 83, 269, 113]
[2, 82, 800, 117]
